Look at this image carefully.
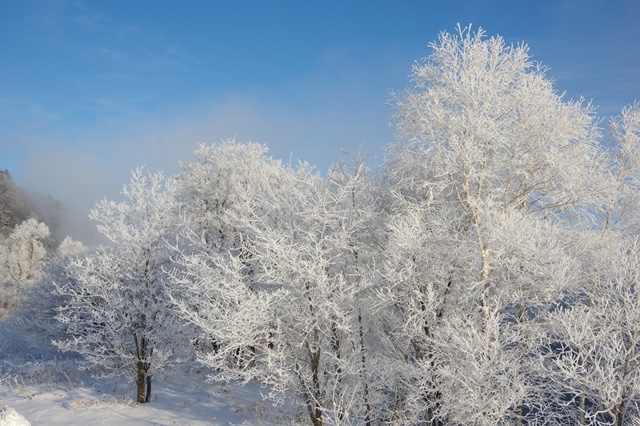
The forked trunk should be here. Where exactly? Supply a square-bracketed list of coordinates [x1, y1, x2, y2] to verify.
[614, 400, 627, 426]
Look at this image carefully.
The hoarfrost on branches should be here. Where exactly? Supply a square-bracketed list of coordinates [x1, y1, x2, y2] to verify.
[54, 169, 185, 403]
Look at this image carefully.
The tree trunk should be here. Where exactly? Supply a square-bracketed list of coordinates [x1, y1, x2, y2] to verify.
[146, 373, 152, 403]
[304, 326, 323, 426]
[309, 409, 323, 426]
[614, 400, 627, 426]
[578, 395, 585, 425]
[136, 361, 152, 403]
[358, 309, 372, 426]
[133, 331, 152, 403]
[136, 365, 147, 404]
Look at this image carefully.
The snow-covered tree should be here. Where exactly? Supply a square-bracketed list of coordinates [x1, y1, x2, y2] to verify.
[0, 218, 50, 318]
[385, 25, 600, 424]
[600, 102, 640, 235]
[1, 218, 50, 288]
[549, 238, 640, 426]
[54, 169, 181, 403]
[541, 102, 640, 425]
[56, 236, 88, 258]
[171, 140, 282, 249]
[18, 236, 88, 348]
[168, 140, 288, 354]
[170, 145, 387, 425]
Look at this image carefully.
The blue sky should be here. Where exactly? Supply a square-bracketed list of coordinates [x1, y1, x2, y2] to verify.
[1, 0, 639, 241]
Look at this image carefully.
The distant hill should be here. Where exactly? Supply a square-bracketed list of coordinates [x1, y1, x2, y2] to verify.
[0, 170, 65, 247]
[0, 170, 30, 238]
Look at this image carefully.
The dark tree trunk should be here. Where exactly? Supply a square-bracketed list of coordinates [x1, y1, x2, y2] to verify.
[136, 368, 145, 403]
[614, 400, 627, 426]
[305, 328, 323, 426]
[136, 361, 152, 403]
[146, 373, 152, 403]
[133, 331, 152, 403]
[309, 410, 323, 426]
[358, 309, 372, 426]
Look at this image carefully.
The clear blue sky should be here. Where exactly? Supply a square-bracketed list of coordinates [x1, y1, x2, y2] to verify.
[1, 0, 639, 240]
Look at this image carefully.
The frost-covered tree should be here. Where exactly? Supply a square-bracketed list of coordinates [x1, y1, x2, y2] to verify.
[171, 140, 282, 249]
[538, 102, 640, 425]
[320, 157, 388, 425]
[601, 102, 640, 235]
[549, 238, 640, 426]
[0, 218, 50, 318]
[168, 141, 288, 353]
[386, 25, 600, 424]
[171, 145, 386, 425]
[18, 236, 88, 348]
[54, 169, 181, 403]
[1, 218, 50, 288]
[56, 236, 88, 258]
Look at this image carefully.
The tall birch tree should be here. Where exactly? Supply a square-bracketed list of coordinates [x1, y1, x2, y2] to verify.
[387, 25, 600, 424]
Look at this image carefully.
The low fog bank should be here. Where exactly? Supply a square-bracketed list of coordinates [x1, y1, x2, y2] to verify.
[1, 170, 102, 247]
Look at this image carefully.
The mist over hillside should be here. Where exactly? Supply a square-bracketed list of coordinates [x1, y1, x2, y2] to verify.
[0, 170, 99, 247]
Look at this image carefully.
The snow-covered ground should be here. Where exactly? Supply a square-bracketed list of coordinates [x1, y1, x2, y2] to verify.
[0, 326, 304, 425]
[2, 378, 276, 425]
[1, 379, 301, 425]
